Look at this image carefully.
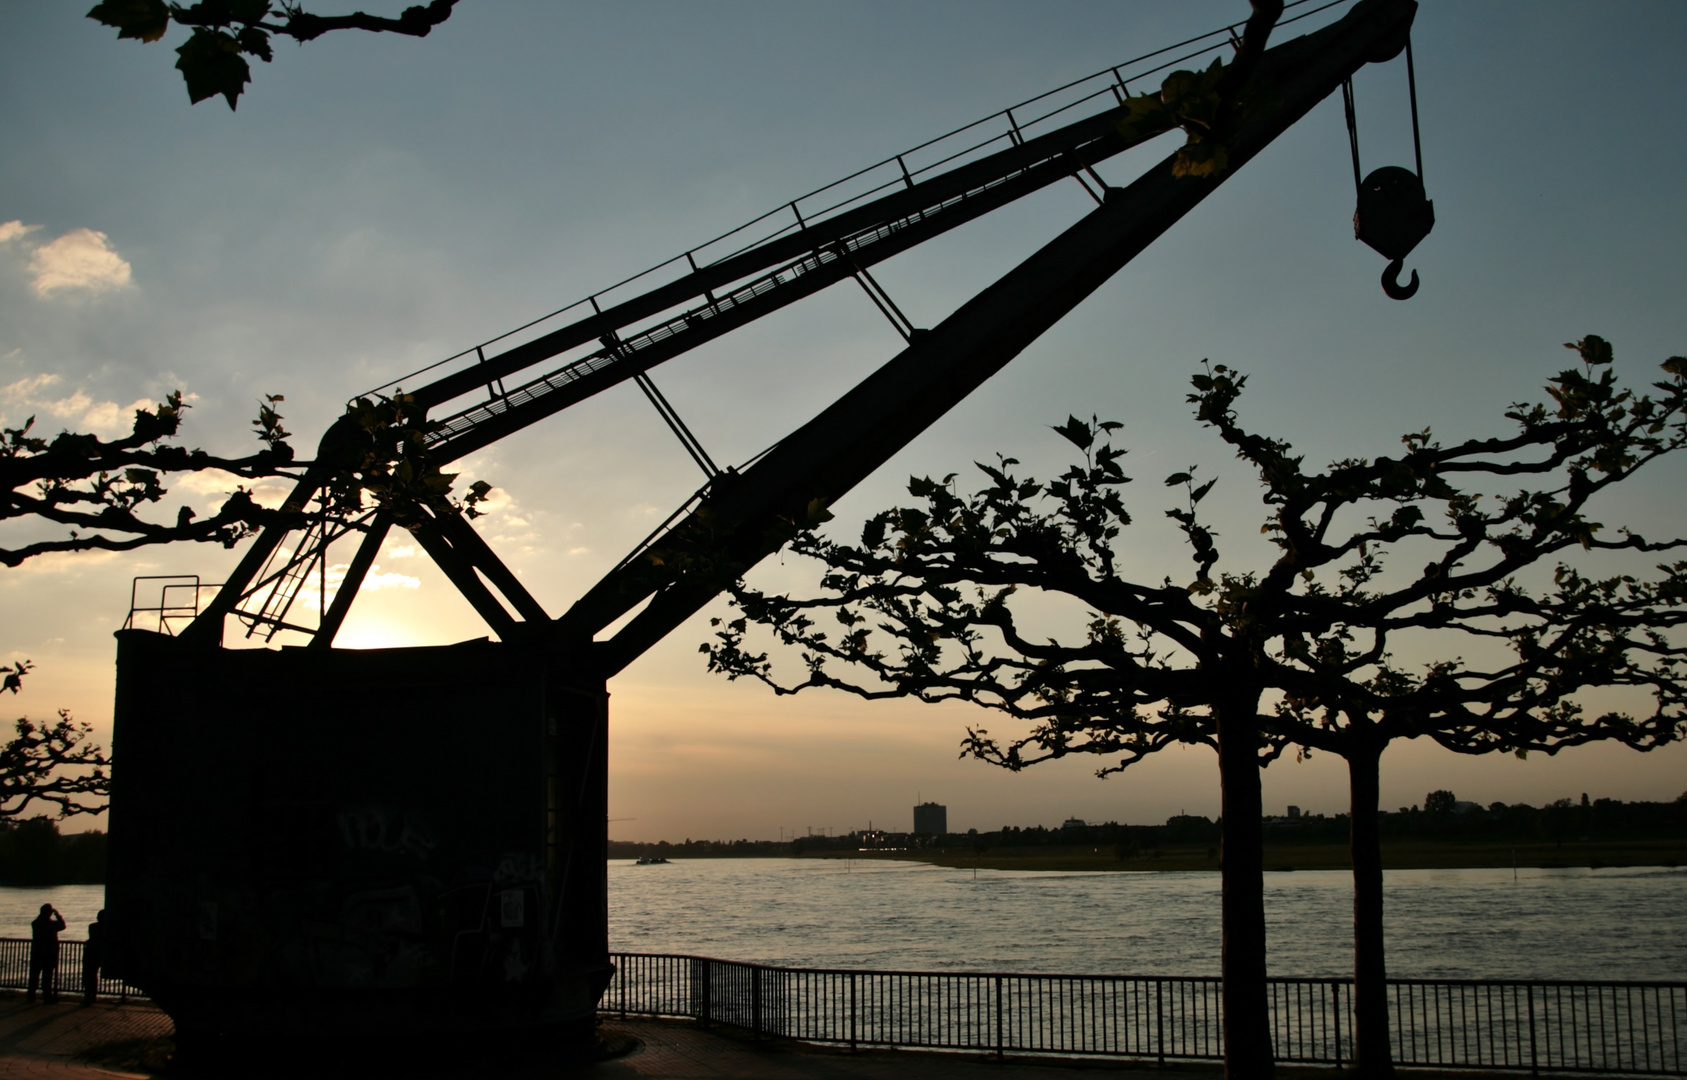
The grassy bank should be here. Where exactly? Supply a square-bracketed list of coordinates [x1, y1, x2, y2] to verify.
[811, 839, 1686, 874]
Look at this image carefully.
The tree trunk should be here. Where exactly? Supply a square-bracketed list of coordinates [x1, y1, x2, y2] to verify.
[1348, 735, 1394, 1078]
[1216, 697, 1274, 1080]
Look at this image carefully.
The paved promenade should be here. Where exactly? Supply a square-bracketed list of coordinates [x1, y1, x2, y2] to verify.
[0, 993, 1233, 1079]
[0, 994, 1568, 1080]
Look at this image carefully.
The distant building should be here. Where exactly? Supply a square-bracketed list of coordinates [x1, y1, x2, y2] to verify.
[913, 802, 947, 836]
[1061, 817, 1088, 829]
[1287, 805, 1301, 819]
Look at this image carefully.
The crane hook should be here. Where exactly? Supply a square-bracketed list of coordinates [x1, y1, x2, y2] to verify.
[1380, 258, 1419, 301]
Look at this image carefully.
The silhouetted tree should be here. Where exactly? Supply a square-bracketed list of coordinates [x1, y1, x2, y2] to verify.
[1422, 790, 1457, 816]
[1256, 336, 1686, 1076]
[2, 392, 299, 568]
[704, 336, 1687, 1080]
[1, 665, 110, 821]
[87, 0, 461, 110]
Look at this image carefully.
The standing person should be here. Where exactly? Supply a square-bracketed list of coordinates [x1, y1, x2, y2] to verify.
[81, 910, 106, 1005]
[27, 903, 66, 1004]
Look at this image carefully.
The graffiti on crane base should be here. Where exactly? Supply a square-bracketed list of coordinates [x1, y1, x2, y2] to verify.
[343, 884, 426, 938]
[499, 887, 525, 928]
[337, 806, 437, 860]
[493, 853, 542, 886]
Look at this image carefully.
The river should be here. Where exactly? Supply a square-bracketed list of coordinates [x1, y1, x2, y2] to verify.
[3, 863, 1679, 981]
[608, 859, 1687, 980]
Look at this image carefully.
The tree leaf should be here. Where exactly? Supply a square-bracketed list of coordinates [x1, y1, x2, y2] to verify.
[1172, 141, 1229, 179]
[1564, 334, 1614, 366]
[227, 0, 273, 22]
[236, 24, 274, 63]
[175, 27, 251, 109]
[861, 516, 886, 549]
[1051, 415, 1093, 450]
[87, 0, 170, 43]
[1163, 472, 1192, 487]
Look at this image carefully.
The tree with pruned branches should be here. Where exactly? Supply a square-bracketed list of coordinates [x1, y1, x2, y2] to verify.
[702, 336, 1687, 1080]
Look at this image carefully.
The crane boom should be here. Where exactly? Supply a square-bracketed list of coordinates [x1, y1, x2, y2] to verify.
[182, 0, 1415, 653]
[573, 0, 1419, 674]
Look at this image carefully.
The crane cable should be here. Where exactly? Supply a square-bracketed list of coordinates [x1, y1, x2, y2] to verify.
[1340, 34, 1426, 193]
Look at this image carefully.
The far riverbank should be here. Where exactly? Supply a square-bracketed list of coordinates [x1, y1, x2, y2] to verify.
[842, 837, 1686, 873]
[610, 837, 1685, 873]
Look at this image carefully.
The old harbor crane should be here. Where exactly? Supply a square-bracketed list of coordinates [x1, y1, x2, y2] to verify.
[107, 0, 1427, 1049]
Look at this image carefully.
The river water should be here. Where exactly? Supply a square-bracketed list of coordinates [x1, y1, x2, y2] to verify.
[3, 864, 1680, 981]
[608, 859, 1687, 981]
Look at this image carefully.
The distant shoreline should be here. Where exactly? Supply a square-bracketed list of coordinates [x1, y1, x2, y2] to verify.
[611, 839, 1685, 874]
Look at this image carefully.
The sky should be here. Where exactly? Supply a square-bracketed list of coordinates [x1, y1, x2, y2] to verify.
[2, 1, 1685, 842]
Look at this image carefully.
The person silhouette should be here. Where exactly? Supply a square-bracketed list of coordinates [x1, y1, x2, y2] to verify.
[82, 910, 106, 1005]
[27, 903, 66, 1004]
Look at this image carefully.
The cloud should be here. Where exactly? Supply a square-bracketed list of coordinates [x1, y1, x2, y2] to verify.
[76, 396, 154, 431]
[0, 373, 152, 437]
[2, 372, 61, 399]
[384, 543, 418, 559]
[24, 228, 134, 297]
[364, 567, 422, 591]
[169, 469, 245, 495]
[239, 560, 421, 622]
[0, 372, 159, 435]
[0, 221, 41, 245]
[468, 485, 512, 516]
[0, 218, 135, 297]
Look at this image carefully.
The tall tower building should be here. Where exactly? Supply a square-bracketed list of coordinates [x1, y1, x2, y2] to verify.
[913, 801, 948, 836]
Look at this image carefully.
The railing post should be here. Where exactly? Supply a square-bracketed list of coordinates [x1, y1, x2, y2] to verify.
[995, 975, 1005, 1060]
[1527, 984, 1539, 1076]
[849, 971, 857, 1052]
[1332, 981, 1342, 1068]
[1155, 978, 1166, 1065]
[753, 966, 762, 1040]
[700, 959, 712, 1029]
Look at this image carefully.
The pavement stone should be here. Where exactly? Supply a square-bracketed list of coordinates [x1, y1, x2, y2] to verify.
[578, 1019, 1225, 1080]
[0, 993, 168, 1079]
[0, 994, 1224, 1080]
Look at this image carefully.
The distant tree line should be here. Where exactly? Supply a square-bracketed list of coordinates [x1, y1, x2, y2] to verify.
[1366, 790, 1687, 846]
[0, 818, 107, 886]
[606, 792, 1686, 862]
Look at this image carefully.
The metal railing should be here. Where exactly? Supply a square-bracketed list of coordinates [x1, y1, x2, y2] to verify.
[124, 575, 218, 636]
[0, 938, 145, 1002]
[608, 953, 1686, 1075]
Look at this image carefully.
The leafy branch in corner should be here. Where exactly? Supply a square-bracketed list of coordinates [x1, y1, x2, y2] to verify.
[87, 0, 462, 109]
